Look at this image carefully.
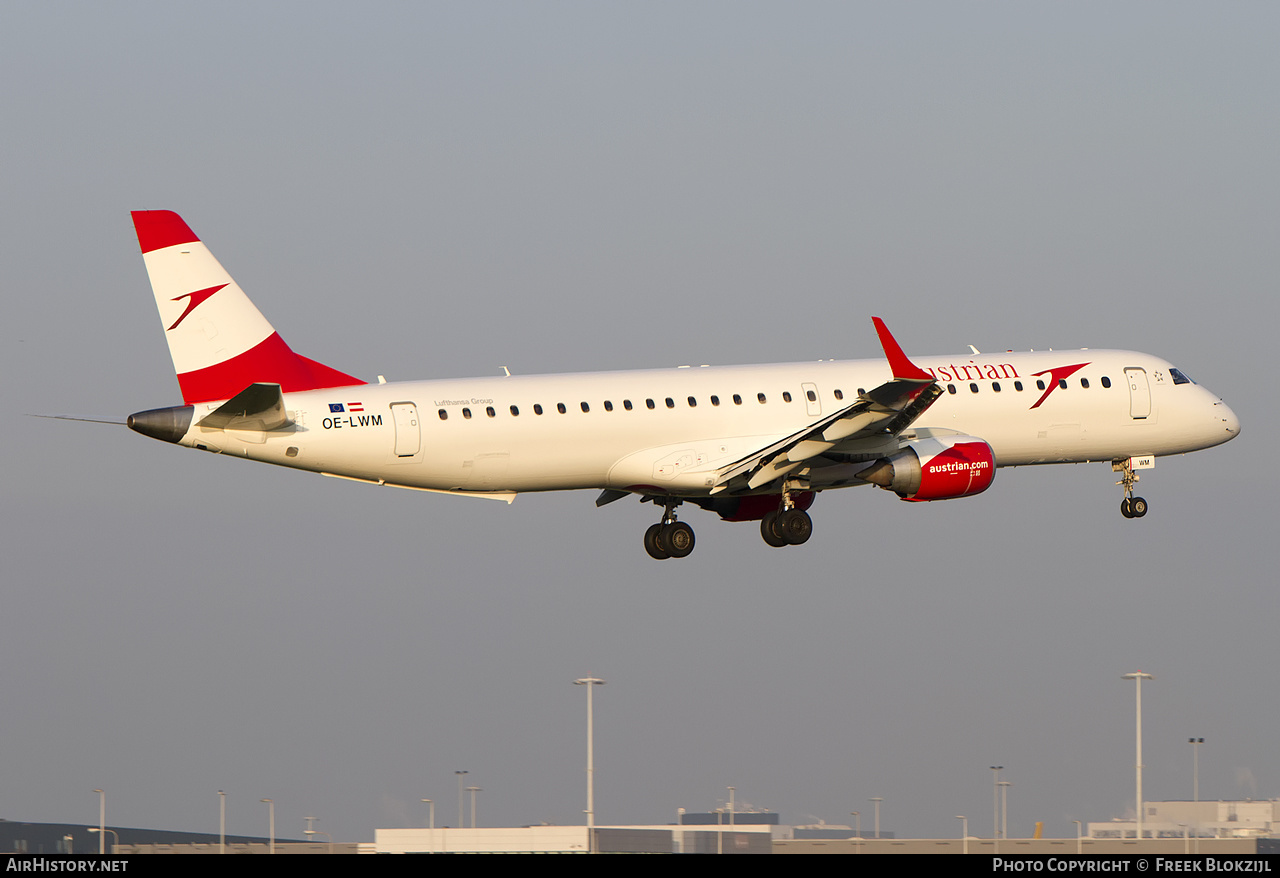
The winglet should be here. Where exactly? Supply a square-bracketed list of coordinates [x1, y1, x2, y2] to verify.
[872, 317, 934, 382]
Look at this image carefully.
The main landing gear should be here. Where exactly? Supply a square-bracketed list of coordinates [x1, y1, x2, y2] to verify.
[644, 499, 696, 560]
[760, 487, 813, 548]
[1113, 458, 1148, 519]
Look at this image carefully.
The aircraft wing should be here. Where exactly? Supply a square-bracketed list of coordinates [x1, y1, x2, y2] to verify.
[709, 318, 941, 494]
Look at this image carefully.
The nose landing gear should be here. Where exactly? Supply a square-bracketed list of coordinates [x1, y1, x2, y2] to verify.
[1113, 458, 1149, 519]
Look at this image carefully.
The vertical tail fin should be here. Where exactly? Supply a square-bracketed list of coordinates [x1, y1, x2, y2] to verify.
[131, 210, 365, 405]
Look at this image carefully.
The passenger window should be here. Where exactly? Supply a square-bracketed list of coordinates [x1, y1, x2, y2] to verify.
[992, 382, 1001, 392]
[1036, 380, 1046, 391]
[646, 399, 655, 410]
[733, 394, 742, 405]
[623, 400, 633, 411]
[1101, 377, 1112, 388]
[834, 389, 843, 400]
[970, 383, 978, 393]
[665, 398, 675, 409]
[533, 404, 543, 415]
[1014, 382, 1023, 392]
[947, 384, 957, 394]
[604, 400, 613, 411]
[687, 396, 697, 407]
[710, 395, 720, 406]
[486, 406, 495, 418]
[1058, 379, 1067, 389]
[782, 391, 792, 402]
[438, 409, 448, 420]
[857, 388, 865, 396]
[581, 402, 590, 413]
[1080, 378, 1090, 389]
[806, 390, 816, 402]
[557, 403, 567, 414]
[463, 408, 472, 419]
[757, 393, 767, 403]
[510, 405, 520, 416]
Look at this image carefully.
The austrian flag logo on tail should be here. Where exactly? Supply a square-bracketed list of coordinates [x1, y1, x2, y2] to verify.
[167, 283, 228, 330]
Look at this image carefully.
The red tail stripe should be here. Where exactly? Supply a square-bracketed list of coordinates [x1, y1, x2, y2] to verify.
[176, 332, 366, 405]
[132, 210, 200, 254]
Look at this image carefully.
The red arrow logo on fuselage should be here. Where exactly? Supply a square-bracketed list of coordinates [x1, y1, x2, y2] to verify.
[167, 284, 228, 331]
[1029, 362, 1090, 409]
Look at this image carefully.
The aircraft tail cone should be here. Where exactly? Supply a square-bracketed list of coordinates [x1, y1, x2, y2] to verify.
[128, 406, 194, 444]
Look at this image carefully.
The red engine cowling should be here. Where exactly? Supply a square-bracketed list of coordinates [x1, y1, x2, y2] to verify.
[855, 436, 995, 501]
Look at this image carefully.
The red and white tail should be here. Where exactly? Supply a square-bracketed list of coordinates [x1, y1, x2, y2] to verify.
[131, 210, 365, 405]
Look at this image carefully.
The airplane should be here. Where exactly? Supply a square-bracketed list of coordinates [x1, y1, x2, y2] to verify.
[125, 210, 1240, 559]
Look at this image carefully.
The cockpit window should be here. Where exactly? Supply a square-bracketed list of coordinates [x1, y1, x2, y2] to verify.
[1170, 368, 1194, 385]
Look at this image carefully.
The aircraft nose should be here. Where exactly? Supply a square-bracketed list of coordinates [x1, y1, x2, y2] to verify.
[1216, 400, 1240, 439]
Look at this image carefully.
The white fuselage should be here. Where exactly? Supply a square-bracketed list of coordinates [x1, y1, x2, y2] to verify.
[172, 348, 1238, 500]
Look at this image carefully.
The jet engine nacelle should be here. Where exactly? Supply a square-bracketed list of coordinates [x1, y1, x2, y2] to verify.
[855, 436, 996, 501]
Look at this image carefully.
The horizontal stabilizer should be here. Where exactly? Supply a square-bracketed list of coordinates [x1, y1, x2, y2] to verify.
[198, 383, 291, 432]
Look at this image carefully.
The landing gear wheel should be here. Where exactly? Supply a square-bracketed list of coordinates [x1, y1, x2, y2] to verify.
[664, 521, 696, 558]
[644, 523, 670, 559]
[1129, 497, 1148, 518]
[778, 508, 813, 545]
[761, 511, 787, 547]
[1120, 498, 1134, 518]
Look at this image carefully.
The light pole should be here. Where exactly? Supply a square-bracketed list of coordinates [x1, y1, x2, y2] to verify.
[728, 787, 735, 829]
[421, 799, 435, 829]
[260, 799, 275, 854]
[870, 797, 883, 839]
[88, 828, 118, 853]
[999, 781, 1012, 839]
[93, 790, 104, 854]
[990, 766, 1003, 850]
[218, 791, 225, 855]
[574, 676, 606, 830]
[956, 815, 968, 854]
[1190, 737, 1204, 802]
[1073, 819, 1083, 854]
[1122, 672, 1153, 840]
[850, 812, 861, 853]
[305, 828, 333, 854]
[466, 786, 481, 827]
[455, 771, 468, 827]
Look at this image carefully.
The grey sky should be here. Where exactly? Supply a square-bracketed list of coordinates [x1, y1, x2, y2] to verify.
[2, 2, 1275, 841]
